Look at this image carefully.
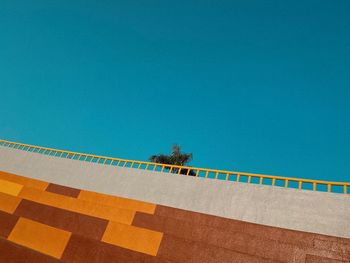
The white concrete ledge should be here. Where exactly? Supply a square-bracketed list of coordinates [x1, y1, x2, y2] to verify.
[0, 146, 349, 238]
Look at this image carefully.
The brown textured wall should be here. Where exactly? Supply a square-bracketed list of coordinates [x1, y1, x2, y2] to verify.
[0, 238, 61, 263]
[0, 170, 349, 263]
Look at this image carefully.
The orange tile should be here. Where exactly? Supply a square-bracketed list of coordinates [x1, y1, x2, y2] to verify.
[8, 217, 71, 259]
[78, 190, 156, 214]
[19, 187, 135, 224]
[0, 192, 21, 213]
[102, 221, 163, 256]
[0, 179, 23, 196]
[0, 171, 48, 191]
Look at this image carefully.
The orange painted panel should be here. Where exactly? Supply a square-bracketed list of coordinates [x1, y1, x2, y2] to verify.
[0, 192, 21, 213]
[8, 217, 71, 259]
[0, 171, 48, 191]
[19, 187, 135, 224]
[78, 190, 156, 214]
[0, 179, 23, 196]
[102, 221, 163, 256]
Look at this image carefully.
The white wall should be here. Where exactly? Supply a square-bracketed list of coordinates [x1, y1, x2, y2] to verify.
[0, 146, 349, 238]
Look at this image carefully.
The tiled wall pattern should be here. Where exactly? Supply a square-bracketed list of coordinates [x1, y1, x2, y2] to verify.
[0, 170, 349, 263]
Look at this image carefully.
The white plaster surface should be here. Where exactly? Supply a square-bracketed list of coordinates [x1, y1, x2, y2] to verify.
[0, 146, 349, 238]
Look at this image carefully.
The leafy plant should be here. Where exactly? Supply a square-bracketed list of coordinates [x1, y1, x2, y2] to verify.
[149, 145, 196, 176]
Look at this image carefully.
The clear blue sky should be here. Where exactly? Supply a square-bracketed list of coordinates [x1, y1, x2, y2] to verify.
[1, 0, 349, 182]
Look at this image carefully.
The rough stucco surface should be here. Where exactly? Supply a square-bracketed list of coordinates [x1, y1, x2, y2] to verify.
[0, 146, 349, 238]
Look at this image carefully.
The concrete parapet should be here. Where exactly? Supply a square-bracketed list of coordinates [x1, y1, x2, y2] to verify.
[0, 146, 349, 238]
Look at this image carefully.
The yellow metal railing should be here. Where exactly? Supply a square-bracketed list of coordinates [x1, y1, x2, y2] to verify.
[0, 139, 349, 194]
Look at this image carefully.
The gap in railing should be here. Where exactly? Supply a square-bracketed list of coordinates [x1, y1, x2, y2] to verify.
[274, 179, 284, 187]
[197, 170, 206, 178]
[262, 178, 272, 186]
[217, 172, 227, 180]
[239, 175, 248, 183]
[316, 184, 328, 192]
[302, 182, 313, 191]
[331, 185, 344, 194]
[250, 176, 260, 184]
[228, 174, 237, 181]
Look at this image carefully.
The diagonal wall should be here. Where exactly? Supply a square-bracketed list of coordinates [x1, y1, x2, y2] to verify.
[0, 146, 349, 238]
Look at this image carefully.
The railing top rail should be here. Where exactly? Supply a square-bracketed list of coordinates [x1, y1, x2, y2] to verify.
[1, 139, 349, 188]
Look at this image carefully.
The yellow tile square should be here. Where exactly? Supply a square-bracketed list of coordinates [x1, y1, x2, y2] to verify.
[8, 217, 71, 259]
[0, 179, 23, 196]
[102, 221, 163, 256]
[0, 192, 21, 213]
